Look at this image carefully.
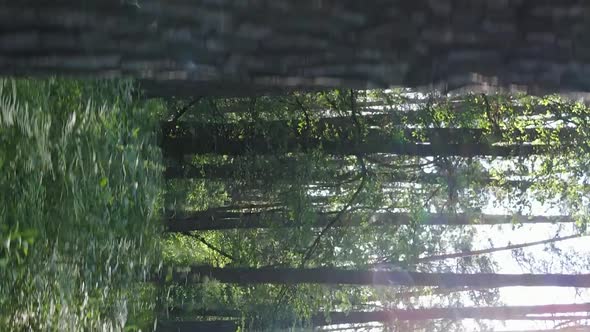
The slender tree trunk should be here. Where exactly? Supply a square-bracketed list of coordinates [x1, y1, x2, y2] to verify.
[162, 136, 547, 157]
[499, 328, 590, 332]
[165, 265, 590, 288]
[166, 210, 574, 232]
[205, 97, 551, 119]
[157, 320, 237, 332]
[311, 303, 590, 325]
[416, 234, 583, 262]
[164, 162, 536, 192]
[394, 286, 497, 299]
[164, 156, 351, 182]
[162, 118, 575, 146]
[164, 307, 241, 318]
[161, 120, 556, 157]
[2, 1, 590, 95]
[159, 304, 590, 330]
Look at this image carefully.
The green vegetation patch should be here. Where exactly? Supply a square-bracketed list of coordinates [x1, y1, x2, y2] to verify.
[0, 79, 164, 331]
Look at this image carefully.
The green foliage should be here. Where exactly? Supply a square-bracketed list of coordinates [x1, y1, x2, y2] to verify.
[158, 88, 590, 331]
[0, 79, 164, 331]
[158, 90, 512, 330]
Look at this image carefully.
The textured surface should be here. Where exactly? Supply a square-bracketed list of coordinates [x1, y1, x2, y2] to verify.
[1, 1, 590, 96]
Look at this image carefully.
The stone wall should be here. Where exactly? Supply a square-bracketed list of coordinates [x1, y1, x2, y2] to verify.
[1, 0, 589, 96]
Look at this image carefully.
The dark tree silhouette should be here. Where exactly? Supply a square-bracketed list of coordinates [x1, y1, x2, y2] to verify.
[166, 210, 574, 232]
[164, 266, 590, 288]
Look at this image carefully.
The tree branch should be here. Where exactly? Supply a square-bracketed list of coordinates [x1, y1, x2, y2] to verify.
[298, 91, 370, 267]
[170, 97, 202, 123]
[189, 233, 236, 262]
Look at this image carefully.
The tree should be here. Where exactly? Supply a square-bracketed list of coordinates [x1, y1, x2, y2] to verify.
[164, 266, 590, 288]
[414, 234, 584, 263]
[164, 161, 535, 190]
[157, 90, 590, 332]
[166, 210, 575, 232]
[157, 320, 238, 332]
[3, 2, 590, 96]
[161, 120, 556, 157]
[311, 303, 590, 325]
[157, 302, 590, 330]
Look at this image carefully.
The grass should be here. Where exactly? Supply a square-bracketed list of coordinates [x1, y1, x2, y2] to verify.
[0, 78, 164, 331]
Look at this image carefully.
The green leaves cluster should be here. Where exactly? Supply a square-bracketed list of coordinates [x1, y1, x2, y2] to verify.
[0, 79, 164, 331]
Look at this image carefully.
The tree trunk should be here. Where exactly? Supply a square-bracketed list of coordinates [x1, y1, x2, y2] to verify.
[415, 234, 583, 263]
[164, 163, 536, 193]
[204, 97, 554, 119]
[162, 134, 548, 158]
[311, 303, 590, 325]
[162, 118, 575, 145]
[166, 210, 574, 232]
[160, 118, 563, 157]
[164, 156, 351, 182]
[500, 328, 590, 332]
[159, 303, 590, 329]
[165, 265, 590, 288]
[157, 320, 237, 332]
[3, 1, 590, 96]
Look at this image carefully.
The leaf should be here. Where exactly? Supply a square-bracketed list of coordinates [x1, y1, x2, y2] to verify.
[19, 228, 36, 237]
[165, 268, 173, 282]
[100, 177, 109, 188]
